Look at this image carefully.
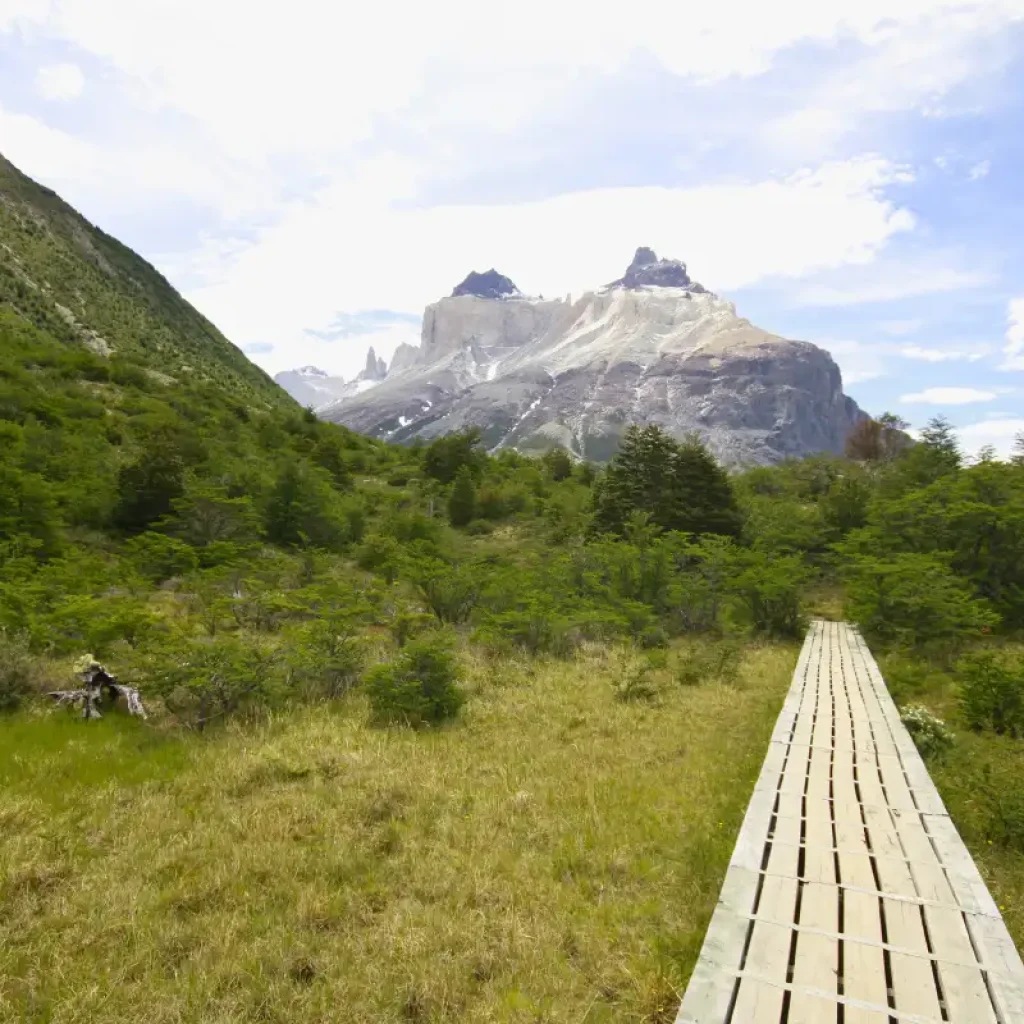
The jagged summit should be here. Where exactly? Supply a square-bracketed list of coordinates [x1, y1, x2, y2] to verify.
[608, 247, 706, 292]
[359, 346, 387, 381]
[451, 269, 520, 300]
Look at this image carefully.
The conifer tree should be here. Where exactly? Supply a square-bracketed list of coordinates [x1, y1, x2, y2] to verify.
[591, 425, 740, 537]
[447, 465, 476, 527]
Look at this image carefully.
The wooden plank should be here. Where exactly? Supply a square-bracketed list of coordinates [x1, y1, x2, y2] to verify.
[936, 960, 998, 1023]
[843, 937, 889, 1010]
[741, 919, 792, 988]
[844, 890, 883, 944]
[728, 976, 785, 1022]
[884, 900, 943, 1020]
[754, 873, 798, 927]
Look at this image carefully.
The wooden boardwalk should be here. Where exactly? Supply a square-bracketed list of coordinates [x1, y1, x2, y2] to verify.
[676, 620, 1024, 1023]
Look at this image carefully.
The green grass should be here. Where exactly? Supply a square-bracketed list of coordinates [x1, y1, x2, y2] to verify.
[0, 642, 795, 1023]
[879, 646, 1024, 949]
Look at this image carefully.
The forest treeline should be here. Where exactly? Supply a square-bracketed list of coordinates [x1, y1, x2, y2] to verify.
[2, 305, 1024, 736]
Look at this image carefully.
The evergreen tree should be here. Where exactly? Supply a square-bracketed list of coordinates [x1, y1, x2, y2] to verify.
[424, 428, 485, 484]
[447, 465, 476, 527]
[542, 447, 573, 481]
[264, 461, 344, 549]
[113, 438, 185, 534]
[591, 425, 740, 537]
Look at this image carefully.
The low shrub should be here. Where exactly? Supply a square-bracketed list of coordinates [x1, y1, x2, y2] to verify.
[611, 647, 659, 703]
[0, 630, 37, 711]
[286, 620, 365, 700]
[957, 649, 1024, 736]
[676, 638, 744, 687]
[364, 632, 464, 727]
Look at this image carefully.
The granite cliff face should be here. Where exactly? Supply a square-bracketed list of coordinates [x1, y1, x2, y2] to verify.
[320, 250, 865, 466]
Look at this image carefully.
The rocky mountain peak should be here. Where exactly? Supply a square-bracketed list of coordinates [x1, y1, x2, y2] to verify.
[610, 247, 705, 292]
[451, 269, 521, 300]
[359, 346, 387, 381]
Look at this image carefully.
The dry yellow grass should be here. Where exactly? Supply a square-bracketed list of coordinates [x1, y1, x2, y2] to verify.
[0, 642, 796, 1023]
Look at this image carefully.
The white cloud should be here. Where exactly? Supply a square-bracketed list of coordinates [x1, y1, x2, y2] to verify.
[956, 417, 1024, 460]
[172, 156, 916, 377]
[1002, 297, 1024, 370]
[880, 318, 926, 336]
[793, 263, 990, 306]
[820, 340, 889, 384]
[900, 386, 997, 404]
[35, 62, 84, 101]
[968, 159, 992, 181]
[4, 0, 1021, 163]
[899, 344, 989, 362]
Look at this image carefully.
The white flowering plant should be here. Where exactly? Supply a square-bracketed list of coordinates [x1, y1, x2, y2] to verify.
[900, 704, 954, 760]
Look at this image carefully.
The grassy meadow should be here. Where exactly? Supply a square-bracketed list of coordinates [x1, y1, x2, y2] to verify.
[0, 642, 795, 1024]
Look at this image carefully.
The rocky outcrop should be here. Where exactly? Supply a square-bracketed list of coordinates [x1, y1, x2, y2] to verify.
[608, 246, 705, 292]
[451, 269, 520, 299]
[321, 249, 865, 467]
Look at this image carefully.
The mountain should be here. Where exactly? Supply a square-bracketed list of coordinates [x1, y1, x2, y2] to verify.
[274, 365, 349, 408]
[0, 153, 288, 408]
[321, 247, 865, 466]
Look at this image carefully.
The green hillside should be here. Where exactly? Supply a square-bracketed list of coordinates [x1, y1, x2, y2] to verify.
[1, 153, 1023, 1022]
[0, 152, 287, 405]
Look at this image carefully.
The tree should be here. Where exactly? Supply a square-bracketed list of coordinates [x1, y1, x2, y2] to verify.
[113, 438, 185, 534]
[845, 412, 910, 463]
[542, 447, 573, 481]
[591, 425, 740, 538]
[447, 465, 476, 527]
[263, 461, 345, 549]
[423, 428, 485, 484]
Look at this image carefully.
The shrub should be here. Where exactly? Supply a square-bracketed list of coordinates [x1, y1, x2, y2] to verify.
[958, 650, 1024, 736]
[364, 632, 464, 727]
[125, 531, 199, 582]
[842, 551, 997, 651]
[414, 562, 480, 624]
[676, 638, 744, 687]
[0, 630, 36, 711]
[731, 552, 805, 638]
[286, 620, 364, 700]
[611, 647, 659, 703]
[899, 705, 954, 759]
[138, 633, 282, 730]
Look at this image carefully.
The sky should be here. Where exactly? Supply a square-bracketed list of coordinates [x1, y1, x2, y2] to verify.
[1, 0, 1023, 456]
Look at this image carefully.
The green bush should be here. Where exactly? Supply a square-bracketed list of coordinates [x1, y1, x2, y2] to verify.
[958, 650, 1024, 736]
[364, 632, 464, 727]
[611, 647, 659, 703]
[0, 630, 37, 711]
[125, 531, 199, 582]
[414, 562, 480, 624]
[676, 638, 744, 687]
[731, 551, 805, 638]
[137, 633, 282, 730]
[842, 551, 997, 651]
[286, 620, 364, 700]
